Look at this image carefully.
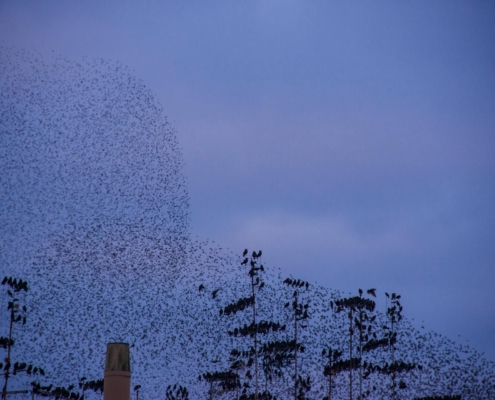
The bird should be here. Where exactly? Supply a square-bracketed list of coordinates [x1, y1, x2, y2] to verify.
[2, 48, 492, 400]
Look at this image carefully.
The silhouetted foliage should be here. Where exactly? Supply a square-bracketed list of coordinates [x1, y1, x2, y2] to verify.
[31, 378, 103, 400]
[201, 250, 286, 399]
[1, 277, 46, 399]
[322, 347, 342, 400]
[1, 49, 494, 400]
[283, 278, 311, 400]
[414, 396, 461, 400]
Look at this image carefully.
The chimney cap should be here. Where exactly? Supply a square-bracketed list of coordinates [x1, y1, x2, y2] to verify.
[105, 343, 130, 372]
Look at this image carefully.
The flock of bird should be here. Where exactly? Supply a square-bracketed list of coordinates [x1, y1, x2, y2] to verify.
[1, 48, 494, 399]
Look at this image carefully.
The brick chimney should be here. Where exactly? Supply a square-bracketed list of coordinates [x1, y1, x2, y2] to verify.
[104, 343, 131, 400]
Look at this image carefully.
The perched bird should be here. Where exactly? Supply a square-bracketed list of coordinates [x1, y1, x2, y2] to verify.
[2, 48, 492, 400]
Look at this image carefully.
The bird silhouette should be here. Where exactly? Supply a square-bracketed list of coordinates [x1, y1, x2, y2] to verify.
[1, 48, 493, 400]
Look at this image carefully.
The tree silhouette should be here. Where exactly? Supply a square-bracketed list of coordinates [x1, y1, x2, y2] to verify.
[283, 278, 310, 400]
[332, 292, 372, 400]
[1, 277, 45, 400]
[353, 288, 377, 399]
[385, 292, 406, 397]
[352, 291, 419, 399]
[322, 347, 342, 400]
[202, 250, 286, 400]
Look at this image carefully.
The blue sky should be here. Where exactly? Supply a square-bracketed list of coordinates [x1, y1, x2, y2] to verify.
[1, 1, 494, 360]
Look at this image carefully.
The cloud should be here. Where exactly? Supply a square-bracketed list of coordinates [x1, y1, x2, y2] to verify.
[233, 211, 405, 257]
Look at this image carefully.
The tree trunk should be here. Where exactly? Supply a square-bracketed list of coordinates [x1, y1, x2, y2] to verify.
[349, 309, 353, 400]
[328, 354, 332, 400]
[3, 307, 14, 400]
[252, 276, 258, 400]
[359, 311, 363, 400]
[294, 303, 298, 400]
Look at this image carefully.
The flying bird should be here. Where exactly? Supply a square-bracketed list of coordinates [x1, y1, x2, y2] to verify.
[2, 48, 492, 400]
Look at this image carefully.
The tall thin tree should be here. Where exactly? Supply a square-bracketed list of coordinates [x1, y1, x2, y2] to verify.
[283, 278, 310, 400]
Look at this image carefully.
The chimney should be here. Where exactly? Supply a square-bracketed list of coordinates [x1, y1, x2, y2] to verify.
[104, 343, 131, 400]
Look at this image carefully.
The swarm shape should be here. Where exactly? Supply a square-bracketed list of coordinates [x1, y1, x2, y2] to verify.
[1, 49, 494, 399]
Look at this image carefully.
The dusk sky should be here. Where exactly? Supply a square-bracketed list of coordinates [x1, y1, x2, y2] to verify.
[1, 1, 494, 361]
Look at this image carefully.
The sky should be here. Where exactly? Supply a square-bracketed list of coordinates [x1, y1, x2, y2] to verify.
[1, 1, 494, 361]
